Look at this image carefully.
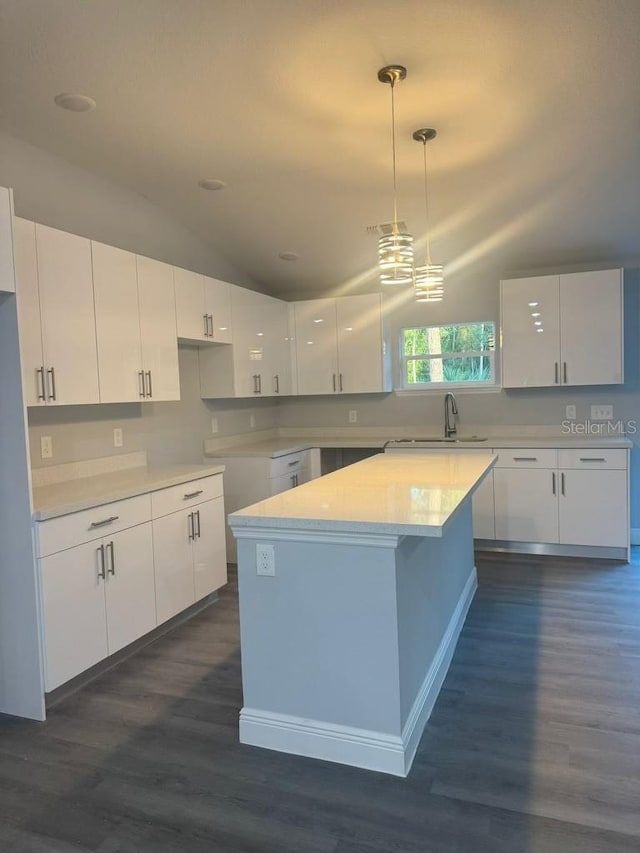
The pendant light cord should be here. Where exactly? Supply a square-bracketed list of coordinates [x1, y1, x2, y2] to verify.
[422, 141, 431, 264]
[390, 81, 399, 231]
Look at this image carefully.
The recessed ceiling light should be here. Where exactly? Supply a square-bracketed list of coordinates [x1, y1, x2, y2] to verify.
[279, 251, 299, 261]
[531, 312, 541, 317]
[313, 318, 324, 324]
[536, 328, 544, 333]
[198, 178, 226, 191]
[54, 93, 96, 112]
[534, 321, 542, 326]
[528, 301, 539, 307]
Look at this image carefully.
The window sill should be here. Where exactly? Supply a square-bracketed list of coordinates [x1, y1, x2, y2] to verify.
[394, 385, 503, 396]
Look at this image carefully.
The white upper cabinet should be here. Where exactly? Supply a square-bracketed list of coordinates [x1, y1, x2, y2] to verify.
[558, 270, 623, 386]
[175, 268, 234, 344]
[92, 242, 143, 403]
[137, 255, 180, 401]
[0, 187, 15, 293]
[204, 276, 233, 344]
[501, 270, 623, 388]
[294, 294, 390, 396]
[13, 217, 45, 406]
[16, 222, 100, 406]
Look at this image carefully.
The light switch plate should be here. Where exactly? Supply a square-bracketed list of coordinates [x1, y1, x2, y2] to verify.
[348, 410, 358, 423]
[591, 405, 613, 420]
[565, 405, 576, 420]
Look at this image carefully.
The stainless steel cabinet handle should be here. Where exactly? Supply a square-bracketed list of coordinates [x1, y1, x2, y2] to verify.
[36, 367, 46, 401]
[274, 374, 279, 394]
[339, 373, 343, 392]
[332, 373, 336, 392]
[184, 489, 204, 499]
[89, 515, 119, 529]
[563, 362, 567, 384]
[138, 370, 145, 398]
[561, 472, 566, 495]
[188, 511, 194, 541]
[287, 460, 300, 467]
[257, 374, 262, 394]
[579, 457, 606, 462]
[513, 457, 538, 462]
[106, 541, 115, 576]
[47, 367, 56, 401]
[552, 472, 556, 495]
[194, 509, 201, 539]
[208, 314, 214, 337]
[253, 374, 259, 394]
[145, 370, 153, 398]
[291, 473, 299, 487]
[554, 362, 559, 384]
[97, 544, 106, 581]
[203, 313, 209, 337]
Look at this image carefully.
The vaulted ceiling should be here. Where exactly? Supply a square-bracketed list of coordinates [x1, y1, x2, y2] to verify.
[1, 0, 639, 295]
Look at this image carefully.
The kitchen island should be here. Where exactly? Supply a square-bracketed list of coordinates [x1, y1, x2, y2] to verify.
[228, 451, 495, 776]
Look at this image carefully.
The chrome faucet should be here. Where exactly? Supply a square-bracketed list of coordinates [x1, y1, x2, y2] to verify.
[444, 392, 458, 438]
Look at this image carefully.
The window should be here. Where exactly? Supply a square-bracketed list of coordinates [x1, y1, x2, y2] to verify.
[400, 322, 496, 389]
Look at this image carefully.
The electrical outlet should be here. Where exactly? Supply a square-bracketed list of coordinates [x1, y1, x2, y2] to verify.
[591, 404, 613, 420]
[256, 543, 275, 576]
[113, 427, 123, 447]
[565, 405, 576, 420]
[40, 435, 53, 459]
[249, 414, 256, 429]
[211, 417, 218, 434]
[348, 410, 358, 423]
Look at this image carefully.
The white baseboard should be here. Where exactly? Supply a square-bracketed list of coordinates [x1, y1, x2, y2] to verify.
[239, 566, 477, 777]
[631, 529, 640, 546]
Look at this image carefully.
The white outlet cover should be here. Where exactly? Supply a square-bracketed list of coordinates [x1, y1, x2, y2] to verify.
[348, 410, 357, 423]
[40, 435, 53, 459]
[590, 404, 613, 420]
[113, 427, 123, 447]
[565, 405, 576, 420]
[211, 417, 218, 434]
[256, 542, 275, 576]
[249, 414, 256, 429]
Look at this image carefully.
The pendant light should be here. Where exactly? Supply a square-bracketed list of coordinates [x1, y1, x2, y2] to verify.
[377, 65, 414, 286]
[413, 128, 444, 302]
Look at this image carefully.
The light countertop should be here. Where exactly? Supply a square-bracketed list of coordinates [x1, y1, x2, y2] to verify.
[228, 452, 495, 537]
[32, 464, 225, 521]
[205, 432, 632, 458]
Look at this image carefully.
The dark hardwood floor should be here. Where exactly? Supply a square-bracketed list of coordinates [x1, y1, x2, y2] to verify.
[1, 551, 640, 852]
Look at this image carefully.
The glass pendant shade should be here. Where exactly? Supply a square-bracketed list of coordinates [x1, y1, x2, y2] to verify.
[414, 262, 444, 301]
[378, 229, 414, 285]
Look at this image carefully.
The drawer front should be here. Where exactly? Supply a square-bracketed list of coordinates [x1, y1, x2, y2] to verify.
[494, 448, 558, 469]
[151, 474, 223, 519]
[558, 448, 627, 470]
[37, 493, 151, 557]
[269, 450, 309, 479]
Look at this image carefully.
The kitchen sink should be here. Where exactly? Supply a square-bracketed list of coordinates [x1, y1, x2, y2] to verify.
[383, 437, 488, 448]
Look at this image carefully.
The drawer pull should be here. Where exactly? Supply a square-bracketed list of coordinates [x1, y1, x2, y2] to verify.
[287, 460, 300, 467]
[579, 457, 606, 462]
[89, 515, 119, 529]
[513, 457, 538, 461]
[183, 489, 204, 500]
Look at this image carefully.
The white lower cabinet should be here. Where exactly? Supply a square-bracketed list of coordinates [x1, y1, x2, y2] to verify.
[152, 476, 227, 624]
[558, 468, 628, 548]
[494, 467, 560, 543]
[40, 520, 155, 692]
[37, 474, 227, 692]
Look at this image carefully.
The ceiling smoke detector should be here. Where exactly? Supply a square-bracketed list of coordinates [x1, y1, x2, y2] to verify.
[54, 93, 96, 112]
[198, 178, 226, 191]
[279, 251, 299, 261]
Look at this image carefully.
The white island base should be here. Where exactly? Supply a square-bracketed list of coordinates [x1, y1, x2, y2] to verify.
[230, 453, 494, 777]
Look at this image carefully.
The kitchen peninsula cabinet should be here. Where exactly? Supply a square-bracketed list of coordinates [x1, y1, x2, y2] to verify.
[501, 269, 623, 388]
[294, 293, 391, 395]
[14, 217, 100, 406]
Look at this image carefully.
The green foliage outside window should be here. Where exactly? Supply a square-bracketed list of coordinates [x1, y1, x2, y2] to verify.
[402, 323, 495, 387]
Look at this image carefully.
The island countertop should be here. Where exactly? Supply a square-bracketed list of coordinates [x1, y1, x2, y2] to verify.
[228, 452, 495, 538]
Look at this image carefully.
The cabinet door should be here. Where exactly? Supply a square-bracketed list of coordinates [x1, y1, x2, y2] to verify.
[294, 299, 338, 395]
[92, 242, 143, 403]
[35, 223, 100, 405]
[231, 287, 269, 397]
[192, 497, 227, 599]
[103, 523, 156, 655]
[494, 468, 559, 543]
[559, 469, 627, 547]
[204, 276, 233, 344]
[152, 509, 195, 624]
[40, 542, 108, 691]
[336, 293, 384, 393]
[559, 270, 623, 386]
[174, 266, 207, 342]
[269, 299, 293, 396]
[137, 256, 180, 401]
[0, 187, 15, 293]
[501, 276, 560, 388]
[13, 217, 45, 406]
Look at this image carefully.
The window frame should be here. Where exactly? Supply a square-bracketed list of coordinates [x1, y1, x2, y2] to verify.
[399, 321, 497, 391]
